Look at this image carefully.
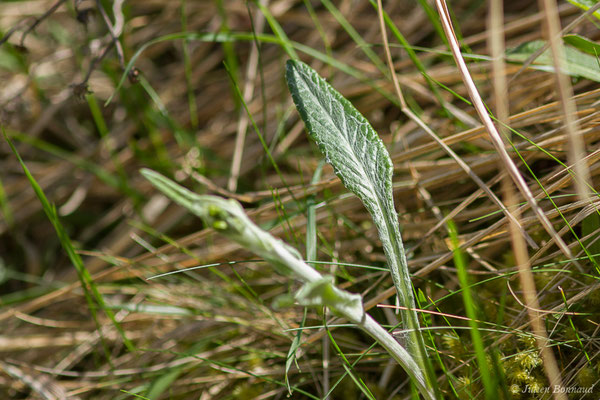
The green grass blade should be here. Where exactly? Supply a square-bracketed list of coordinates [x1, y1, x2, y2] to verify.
[284, 162, 324, 393]
[415, 0, 446, 46]
[6, 129, 143, 203]
[342, 361, 376, 400]
[306, 163, 323, 262]
[2, 129, 135, 354]
[255, 2, 298, 59]
[327, 323, 376, 400]
[85, 93, 137, 200]
[582, 212, 600, 265]
[302, 0, 332, 63]
[215, 0, 241, 104]
[0, 177, 14, 228]
[563, 34, 600, 56]
[120, 390, 151, 400]
[284, 308, 307, 394]
[180, 0, 199, 128]
[223, 61, 295, 202]
[500, 127, 600, 273]
[106, 31, 399, 108]
[369, 0, 453, 120]
[566, 0, 600, 19]
[145, 367, 182, 400]
[319, 0, 387, 75]
[447, 219, 495, 398]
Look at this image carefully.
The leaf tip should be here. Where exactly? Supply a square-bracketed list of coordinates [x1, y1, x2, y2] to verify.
[285, 58, 296, 68]
[140, 167, 160, 183]
[285, 59, 299, 86]
[140, 168, 178, 197]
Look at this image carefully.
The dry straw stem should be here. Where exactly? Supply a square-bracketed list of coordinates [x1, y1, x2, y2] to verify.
[433, 0, 577, 266]
[227, 1, 267, 192]
[537, 0, 592, 204]
[488, 1, 566, 399]
[505, 186, 567, 400]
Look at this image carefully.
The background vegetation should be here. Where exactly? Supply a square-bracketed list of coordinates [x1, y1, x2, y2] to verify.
[0, 0, 599, 398]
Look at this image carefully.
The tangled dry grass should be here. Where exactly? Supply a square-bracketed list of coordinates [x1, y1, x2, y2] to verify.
[1, 0, 599, 399]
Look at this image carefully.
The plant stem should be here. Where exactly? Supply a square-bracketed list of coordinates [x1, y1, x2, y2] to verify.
[359, 314, 435, 400]
[383, 211, 436, 392]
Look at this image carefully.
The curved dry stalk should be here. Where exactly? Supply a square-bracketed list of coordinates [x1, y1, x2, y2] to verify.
[433, 0, 577, 266]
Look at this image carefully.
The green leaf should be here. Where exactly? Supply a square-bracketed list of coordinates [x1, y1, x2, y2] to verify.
[145, 368, 182, 399]
[285, 59, 415, 308]
[506, 40, 600, 82]
[286, 60, 395, 234]
[285, 59, 434, 389]
[563, 34, 600, 56]
[342, 364, 377, 400]
[566, 0, 600, 20]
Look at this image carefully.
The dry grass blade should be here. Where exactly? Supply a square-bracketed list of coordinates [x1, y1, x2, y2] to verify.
[537, 0, 592, 204]
[505, 186, 567, 400]
[489, 2, 567, 398]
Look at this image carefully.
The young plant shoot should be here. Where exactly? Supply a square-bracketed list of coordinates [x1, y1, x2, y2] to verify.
[285, 59, 436, 394]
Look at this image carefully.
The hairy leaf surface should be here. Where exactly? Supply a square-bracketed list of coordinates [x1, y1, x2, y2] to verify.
[286, 59, 395, 230]
[285, 60, 428, 370]
[285, 60, 414, 308]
